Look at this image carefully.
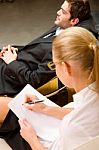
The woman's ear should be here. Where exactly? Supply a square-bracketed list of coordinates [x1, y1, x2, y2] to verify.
[62, 61, 72, 76]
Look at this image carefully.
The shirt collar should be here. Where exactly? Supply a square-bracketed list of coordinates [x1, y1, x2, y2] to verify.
[73, 82, 96, 109]
[55, 27, 64, 36]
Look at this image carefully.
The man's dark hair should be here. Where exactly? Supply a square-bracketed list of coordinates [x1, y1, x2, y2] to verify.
[67, 0, 91, 22]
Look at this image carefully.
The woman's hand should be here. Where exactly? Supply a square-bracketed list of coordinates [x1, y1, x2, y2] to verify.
[19, 119, 37, 144]
[23, 95, 48, 112]
[19, 119, 46, 150]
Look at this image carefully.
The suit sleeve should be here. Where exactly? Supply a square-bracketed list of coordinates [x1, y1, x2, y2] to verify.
[4, 50, 55, 89]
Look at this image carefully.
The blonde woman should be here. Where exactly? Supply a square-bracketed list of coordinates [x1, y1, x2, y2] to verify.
[19, 26, 99, 150]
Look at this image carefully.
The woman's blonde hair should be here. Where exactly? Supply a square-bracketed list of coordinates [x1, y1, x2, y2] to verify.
[53, 27, 99, 93]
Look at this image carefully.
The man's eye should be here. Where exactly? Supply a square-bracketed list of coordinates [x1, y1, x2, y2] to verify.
[62, 9, 68, 15]
[62, 10, 66, 14]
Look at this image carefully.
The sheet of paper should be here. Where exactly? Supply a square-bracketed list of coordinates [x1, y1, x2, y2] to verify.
[8, 84, 61, 142]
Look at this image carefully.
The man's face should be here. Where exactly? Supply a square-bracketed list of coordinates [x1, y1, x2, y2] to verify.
[55, 1, 72, 28]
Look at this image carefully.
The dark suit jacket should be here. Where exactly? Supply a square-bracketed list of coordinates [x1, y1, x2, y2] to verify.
[78, 15, 98, 38]
[0, 26, 57, 96]
[0, 16, 97, 97]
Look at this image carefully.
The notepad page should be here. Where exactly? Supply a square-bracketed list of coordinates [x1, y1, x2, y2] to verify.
[8, 84, 61, 142]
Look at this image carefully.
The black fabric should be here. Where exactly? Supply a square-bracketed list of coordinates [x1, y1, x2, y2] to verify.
[78, 15, 98, 39]
[92, 11, 99, 24]
[49, 88, 68, 107]
[0, 110, 32, 150]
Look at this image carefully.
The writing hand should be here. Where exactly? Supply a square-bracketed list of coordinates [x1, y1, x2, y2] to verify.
[23, 95, 47, 112]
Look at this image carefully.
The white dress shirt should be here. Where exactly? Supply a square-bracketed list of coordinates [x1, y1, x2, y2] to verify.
[49, 83, 99, 150]
[43, 27, 64, 38]
[55, 27, 64, 36]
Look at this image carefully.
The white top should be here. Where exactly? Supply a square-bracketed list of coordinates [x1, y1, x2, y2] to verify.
[48, 83, 99, 150]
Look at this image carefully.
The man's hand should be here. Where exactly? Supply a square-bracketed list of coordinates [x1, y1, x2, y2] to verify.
[1, 45, 18, 64]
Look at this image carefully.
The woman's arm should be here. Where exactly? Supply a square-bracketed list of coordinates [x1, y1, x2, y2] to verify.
[41, 106, 73, 119]
[24, 100, 73, 120]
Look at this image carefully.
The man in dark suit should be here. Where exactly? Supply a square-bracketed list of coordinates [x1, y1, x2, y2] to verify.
[0, 0, 97, 97]
[0, 0, 98, 150]
[0, 27, 56, 97]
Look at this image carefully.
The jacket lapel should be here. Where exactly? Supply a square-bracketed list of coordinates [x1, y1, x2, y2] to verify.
[27, 26, 57, 45]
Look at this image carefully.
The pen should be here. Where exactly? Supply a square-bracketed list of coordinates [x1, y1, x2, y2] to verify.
[22, 99, 44, 105]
